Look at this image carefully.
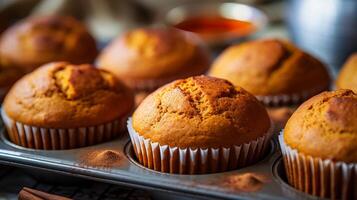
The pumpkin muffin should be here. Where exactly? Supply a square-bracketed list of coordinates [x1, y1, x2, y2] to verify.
[209, 39, 331, 131]
[336, 53, 357, 91]
[209, 39, 330, 98]
[2, 62, 134, 150]
[0, 15, 98, 73]
[279, 89, 357, 199]
[97, 27, 211, 105]
[128, 75, 273, 174]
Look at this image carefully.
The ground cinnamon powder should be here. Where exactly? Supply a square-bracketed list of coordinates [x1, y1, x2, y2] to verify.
[222, 173, 269, 192]
[78, 149, 123, 169]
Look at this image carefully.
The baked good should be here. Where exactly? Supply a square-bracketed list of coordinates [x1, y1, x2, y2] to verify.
[128, 75, 272, 174]
[209, 39, 331, 130]
[279, 89, 357, 199]
[209, 39, 330, 102]
[132, 76, 270, 148]
[0, 15, 98, 72]
[336, 53, 357, 91]
[97, 27, 211, 101]
[284, 89, 357, 162]
[2, 62, 134, 149]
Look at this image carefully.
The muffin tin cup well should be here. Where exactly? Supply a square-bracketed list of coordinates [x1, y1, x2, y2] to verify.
[1, 110, 127, 150]
[255, 85, 329, 107]
[0, 119, 328, 200]
[127, 118, 274, 174]
[278, 133, 357, 200]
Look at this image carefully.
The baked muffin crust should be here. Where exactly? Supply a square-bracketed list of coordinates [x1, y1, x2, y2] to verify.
[3, 62, 134, 128]
[0, 15, 98, 71]
[209, 39, 330, 96]
[284, 89, 357, 163]
[132, 76, 271, 148]
[336, 53, 357, 91]
[97, 27, 210, 89]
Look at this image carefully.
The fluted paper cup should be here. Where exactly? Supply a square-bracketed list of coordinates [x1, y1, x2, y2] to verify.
[256, 86, 329, 107]
[1, 109, 127, 150]
[279, 133, 357, 200]
[128, 118, 273, 174]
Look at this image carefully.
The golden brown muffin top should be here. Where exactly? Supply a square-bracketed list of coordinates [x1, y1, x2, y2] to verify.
[209, 39, 331, 96]
[284, 89, 357, 163]
[3, 62, 134, 128]
[132, 76, 271, 148]
[336, 53, 357, 92]
[97, 27, 210, 84]
[0, 15, 98, 71]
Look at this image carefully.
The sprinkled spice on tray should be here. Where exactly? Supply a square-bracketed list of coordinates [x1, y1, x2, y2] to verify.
[78, 149, 123, 169]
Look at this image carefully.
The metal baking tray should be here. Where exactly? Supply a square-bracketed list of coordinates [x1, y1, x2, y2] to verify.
[0, 126, 321, 200]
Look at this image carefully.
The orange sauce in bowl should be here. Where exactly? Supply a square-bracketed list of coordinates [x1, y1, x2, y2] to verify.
[174, 16, 256, 38]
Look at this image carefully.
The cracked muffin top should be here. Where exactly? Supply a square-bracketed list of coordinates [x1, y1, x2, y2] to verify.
[97, 27, 210, 88]
[3, 62, 134, 128]
[284, 89, 357, 163]
[0, 15, 98, 72]
[336, 53, 357, 92]
[209, 39, 331, 96]
[132, 75, 271, 148]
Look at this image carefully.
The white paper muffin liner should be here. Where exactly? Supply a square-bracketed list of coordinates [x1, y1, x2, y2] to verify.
[278, 133, 357, 200]
[127, 118, 273, 174]
[1, 110, 127, 150]
[256, 85, 329, 107]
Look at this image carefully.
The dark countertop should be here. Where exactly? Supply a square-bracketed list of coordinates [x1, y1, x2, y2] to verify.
[0, 165, 151, 200]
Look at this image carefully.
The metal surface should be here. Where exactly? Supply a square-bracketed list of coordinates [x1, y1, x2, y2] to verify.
[0, 166, 151, 200]
[285, 0, 357, 74]
[0, 128, 325, 200]
[165, 2, 268, 47]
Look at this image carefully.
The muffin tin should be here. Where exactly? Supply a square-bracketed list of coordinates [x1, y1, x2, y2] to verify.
[0, 123, 323, 200]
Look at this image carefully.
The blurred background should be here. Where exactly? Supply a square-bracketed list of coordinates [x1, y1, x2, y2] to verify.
[0, 0, 356, 199]
[1, 0, 356, 75]
[0, 0, 286, 43]
[1, 0, 356, 74]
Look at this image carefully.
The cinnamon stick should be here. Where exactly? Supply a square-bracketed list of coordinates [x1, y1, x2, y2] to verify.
[18, 187, 72, 200]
